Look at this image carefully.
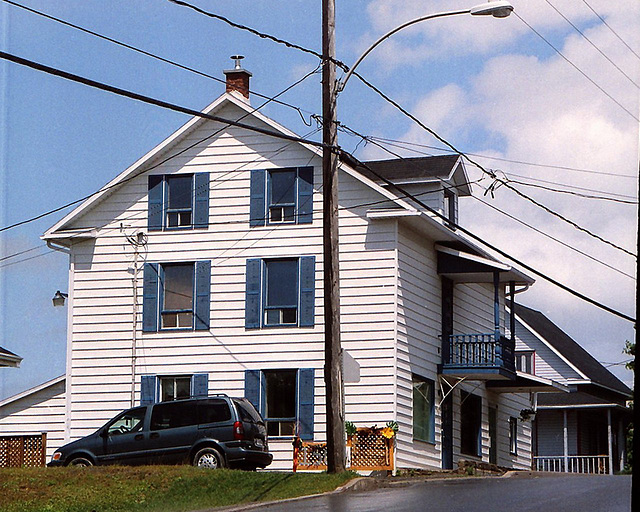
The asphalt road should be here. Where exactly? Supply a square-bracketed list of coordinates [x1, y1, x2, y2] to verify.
[254, 473, 631, 512]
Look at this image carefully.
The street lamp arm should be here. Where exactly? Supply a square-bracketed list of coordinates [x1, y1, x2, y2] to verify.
[337, 1, 514, 93]
[338, 9, 470, 92]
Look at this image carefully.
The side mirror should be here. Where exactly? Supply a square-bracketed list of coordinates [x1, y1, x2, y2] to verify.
[99, 429, 109, 438]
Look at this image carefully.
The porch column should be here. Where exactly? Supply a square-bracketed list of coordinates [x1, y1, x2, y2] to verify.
[618, 418, 626, 470]
[493, 272, 502, 367]
[607, 408, 613, 475]
[563, 409, 568, 472]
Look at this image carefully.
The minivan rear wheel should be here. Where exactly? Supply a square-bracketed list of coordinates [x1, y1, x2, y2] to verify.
[193, 448, 224, 469]
[68, 457, 93, 467]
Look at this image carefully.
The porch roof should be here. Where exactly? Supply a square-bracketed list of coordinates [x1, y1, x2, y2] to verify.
[537, 391, 629, 410]
[485, 371, 569, 393]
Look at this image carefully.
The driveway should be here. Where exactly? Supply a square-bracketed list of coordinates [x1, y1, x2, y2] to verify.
[253, 473, 631, 512]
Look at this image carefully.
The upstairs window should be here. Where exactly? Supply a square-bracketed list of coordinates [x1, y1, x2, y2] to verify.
[245, 256, 315, 329]
[250, 167, 313, 226]
[515, 350, 535, 374]
[148, 173, 209, 231]
[161, 263, 194, 329]
[443, 188, 457, 227]
[142, 261, 211, 332]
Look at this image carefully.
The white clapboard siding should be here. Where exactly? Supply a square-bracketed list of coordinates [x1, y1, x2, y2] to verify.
[62, 101, 400, 469]
[0, 378, 66, 461]
[536, 409, 578, 456]
[512, 318, 582, 382]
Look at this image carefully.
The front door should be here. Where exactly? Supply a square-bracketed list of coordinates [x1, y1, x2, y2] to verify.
[489, 406, 498, 465]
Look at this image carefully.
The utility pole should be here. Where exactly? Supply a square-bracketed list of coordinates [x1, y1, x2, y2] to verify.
[632, 128, 639, 509]
[322, 0, 346, 473]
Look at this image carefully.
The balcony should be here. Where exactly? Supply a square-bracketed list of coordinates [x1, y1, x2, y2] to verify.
[440, 333, 516, 380]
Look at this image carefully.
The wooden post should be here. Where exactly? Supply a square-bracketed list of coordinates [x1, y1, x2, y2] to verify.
[41, 433, 47, 467]
[322, 0, 346, 473]
[607, 408, 613, 475]
[563, 409, 569, 472]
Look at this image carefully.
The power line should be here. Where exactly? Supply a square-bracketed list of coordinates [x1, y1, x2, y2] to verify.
[364, 135, 637, 201]
[0, 51, 323, 233]
[347, 74, 637, 258]
[0, 250, 55, 269]
[504, 177, 637, 205]
[368, 135, 637, 180]
[580, 0, 640, 61]
[0, 246, 41, 263]
[344, 129, 636, 281]
[513, 11, 638, 122]
[1, 0, 315, 123]
[543, 0, 639, 89]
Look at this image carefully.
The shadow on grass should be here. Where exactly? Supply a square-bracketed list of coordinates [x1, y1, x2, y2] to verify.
[240, 473, 295, 503]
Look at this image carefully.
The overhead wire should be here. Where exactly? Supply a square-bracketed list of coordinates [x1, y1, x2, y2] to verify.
[580, 0, 640, 61]
[542, 0, 639, 89]
[512, 11, 638, 122]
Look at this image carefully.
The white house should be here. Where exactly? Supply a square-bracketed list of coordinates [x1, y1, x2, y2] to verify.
[509, 304, 631, 474]
[40, 62, 553, 471]
[0, 375, 66, 462]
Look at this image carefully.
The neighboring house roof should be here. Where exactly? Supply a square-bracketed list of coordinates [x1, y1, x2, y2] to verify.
[513, 303, 631, 397]
[0, 346, 22, 368]
[537, 391, 627, 409]
[356, 155, 472, 196]
[0, 375, 65, 408]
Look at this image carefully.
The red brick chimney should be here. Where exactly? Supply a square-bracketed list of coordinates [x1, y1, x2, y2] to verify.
[224, 55, 252, 100]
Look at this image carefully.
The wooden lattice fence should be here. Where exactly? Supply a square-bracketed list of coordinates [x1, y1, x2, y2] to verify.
[293, 428, 394, 471]
[0, 434, 47, 468]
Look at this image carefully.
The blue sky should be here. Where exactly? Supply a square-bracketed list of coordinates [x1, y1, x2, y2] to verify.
[1, 0, 638, 399]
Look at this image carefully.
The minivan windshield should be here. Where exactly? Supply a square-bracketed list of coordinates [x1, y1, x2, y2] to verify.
[234, 399, 263, 423]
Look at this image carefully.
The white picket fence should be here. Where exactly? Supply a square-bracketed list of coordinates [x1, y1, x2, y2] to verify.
[533, 455, 610, 474]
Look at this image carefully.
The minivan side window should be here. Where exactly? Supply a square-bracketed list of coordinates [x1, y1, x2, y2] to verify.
[234, 399, 263, 424]
[150, 400, 198, 431]
[107, 407, 146, 436]
[197, 399, 232, 424]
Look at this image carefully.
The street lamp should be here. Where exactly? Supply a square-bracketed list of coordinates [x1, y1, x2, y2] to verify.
[337, 1, 514, 92]
[321, 0, 513, 473]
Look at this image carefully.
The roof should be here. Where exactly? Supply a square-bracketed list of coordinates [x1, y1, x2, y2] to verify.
[537, 391, 628, 410]
[0, 375, 65, 408]
[513, 303, 631, 397]
[356, 155, 472, 196]
[0, 346, 22, 367]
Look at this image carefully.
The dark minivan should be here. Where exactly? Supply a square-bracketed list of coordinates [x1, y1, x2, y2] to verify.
[48, 395, 272, 470]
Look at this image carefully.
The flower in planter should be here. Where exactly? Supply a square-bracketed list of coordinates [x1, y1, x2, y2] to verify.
[381, 427, 395, 439]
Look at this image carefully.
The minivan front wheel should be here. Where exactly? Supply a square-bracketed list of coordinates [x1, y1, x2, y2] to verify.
[68, 457, 93, 467]
[193, 448, 224, 469]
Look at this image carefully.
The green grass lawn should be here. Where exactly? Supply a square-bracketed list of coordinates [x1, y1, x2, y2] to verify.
[0, 466, 356, 512]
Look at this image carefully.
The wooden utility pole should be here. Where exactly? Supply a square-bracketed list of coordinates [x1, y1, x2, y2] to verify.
[322, 0, 346, 473]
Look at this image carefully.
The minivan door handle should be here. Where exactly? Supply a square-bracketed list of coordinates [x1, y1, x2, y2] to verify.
[134, 434, 144, 441]
[150, 432, 160, 439]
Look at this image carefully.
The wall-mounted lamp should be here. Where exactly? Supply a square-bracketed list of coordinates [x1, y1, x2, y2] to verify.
[52, 290, 68, 307]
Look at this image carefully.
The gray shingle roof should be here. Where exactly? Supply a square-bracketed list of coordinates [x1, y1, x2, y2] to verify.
[513, 303, 631, 397]
[0, 346, 19, 359]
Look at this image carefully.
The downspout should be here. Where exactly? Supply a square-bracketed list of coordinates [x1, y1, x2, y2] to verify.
[46, 240, 70, 254]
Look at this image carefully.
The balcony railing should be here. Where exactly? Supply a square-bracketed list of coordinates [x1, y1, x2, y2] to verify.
[534, 455, 610, 475]
[441, 333, 515, 376]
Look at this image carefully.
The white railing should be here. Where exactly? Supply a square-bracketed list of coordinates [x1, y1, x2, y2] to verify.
[533, 455, 610, 474]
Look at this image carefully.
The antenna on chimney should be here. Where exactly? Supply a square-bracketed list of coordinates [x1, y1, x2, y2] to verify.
[231, 55, 244, 70]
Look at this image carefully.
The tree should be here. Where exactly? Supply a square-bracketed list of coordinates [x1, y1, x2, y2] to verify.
[623, 340, 634, 471]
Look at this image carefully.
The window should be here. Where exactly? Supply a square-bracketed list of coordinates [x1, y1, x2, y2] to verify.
[244, 368, 315, 440]
[460, 391, 482, 457]
[140, 374, 208, 405]
[107, 407, 146, 436]
[142, 261, 210, 332]
[148, 173, 209, 231]
[264, 259, 298, 326]
[250, 167, 313, 226]
[515, 351, 535, 374]
[412, 375, 435, 443]
[198, 399, 232, 425]
[245, 256, 315, 329]
[160, 376, 192, 401]
[509, 416, 518, 454]
[150, 400, 198, 431]
[443, 189, 457, 227]
[161, 263, 194, 329]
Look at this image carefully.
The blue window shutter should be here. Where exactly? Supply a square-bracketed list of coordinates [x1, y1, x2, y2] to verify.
[148, 175, 164, 231]
[245, 259, 262, 329]
[297, 166, 313, 224]
[299, 256, 315, 327]
[250, 169, 266, 227]
[142, 263, 159, 332]
[192, 373, 208, 397]
[140, 375, 157, 405]
[244, 370, 261, 413]
[194, 260, 211, 330]
[298, 368, 315, 441]
[193, 173, 210, 229]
